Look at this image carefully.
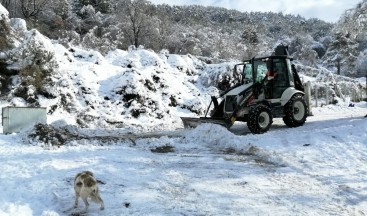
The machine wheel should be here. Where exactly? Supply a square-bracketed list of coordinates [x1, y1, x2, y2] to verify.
[247, 105, 273, 134]
[283, 94, 308, 127]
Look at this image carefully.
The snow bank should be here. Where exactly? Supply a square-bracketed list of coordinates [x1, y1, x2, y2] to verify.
[27, 43, 236, 131]
[105, 49, 128, 65]
[115, 49, 166, 69]
[185, 124, 288, 166]
[0, 3, 8, 20]
[0, 203, 33, 216]
[9, 18, 27, 34]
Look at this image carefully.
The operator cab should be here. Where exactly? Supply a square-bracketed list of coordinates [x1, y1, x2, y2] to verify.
[241, 56, 295, 99]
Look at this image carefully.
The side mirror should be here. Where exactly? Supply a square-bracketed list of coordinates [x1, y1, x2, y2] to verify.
[233, 64, 237, 76]
[233, 64, 244, 84]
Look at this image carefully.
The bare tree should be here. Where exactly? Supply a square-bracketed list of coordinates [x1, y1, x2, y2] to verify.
[19, 0, 49, 20]
[241, 24, 260, 59]
[1, 0, 11, 9]
[155, 12, 172, 50]
[116, 0, 158, 48]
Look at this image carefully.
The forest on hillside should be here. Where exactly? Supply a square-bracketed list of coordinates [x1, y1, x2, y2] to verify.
[1, 0, 367, 77]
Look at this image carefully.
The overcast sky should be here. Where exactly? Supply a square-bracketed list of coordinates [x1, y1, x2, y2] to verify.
[149, 0, 361, 23]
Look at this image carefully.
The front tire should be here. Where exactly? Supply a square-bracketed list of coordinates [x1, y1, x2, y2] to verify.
[283, 94, 308, 127]
[247, 105, 273, 134]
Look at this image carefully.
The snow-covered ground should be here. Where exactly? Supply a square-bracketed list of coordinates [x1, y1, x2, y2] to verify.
[0, 104, 366, 216]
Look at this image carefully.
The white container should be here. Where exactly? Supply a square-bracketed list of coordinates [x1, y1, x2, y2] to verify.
[2, 107, 47, 134]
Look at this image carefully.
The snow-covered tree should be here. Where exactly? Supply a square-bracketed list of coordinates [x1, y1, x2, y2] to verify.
[1, 0, 342, 64]
[322, 1, 367, 77]
[0, 4, 58, 104]
[323, 31, 359, 76]
[355, 49, 367, 77]
[289, 35, 319, 66]
[19, 0, 49, 20]
[114, 0, 159, 49]
[0, 3, 11, 50]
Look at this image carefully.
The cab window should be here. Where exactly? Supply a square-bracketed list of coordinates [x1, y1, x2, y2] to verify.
[243, 64, 253, 83]
[254, 60, 267, 83]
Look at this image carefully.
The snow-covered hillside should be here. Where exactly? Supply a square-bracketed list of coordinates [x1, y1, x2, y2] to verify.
[1, 9, 235, 131]
[0, 4, 243, 131]
[36, 44, 241, 131]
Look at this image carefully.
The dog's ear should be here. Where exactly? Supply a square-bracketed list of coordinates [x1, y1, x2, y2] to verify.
[85, 171, 94, 176]
[75, 172, 83, 181]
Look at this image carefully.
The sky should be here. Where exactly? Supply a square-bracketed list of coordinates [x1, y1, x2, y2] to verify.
[149, 0, 362, 23]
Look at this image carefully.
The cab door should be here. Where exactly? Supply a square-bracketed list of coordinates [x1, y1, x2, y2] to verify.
[269, 58, 291, 99]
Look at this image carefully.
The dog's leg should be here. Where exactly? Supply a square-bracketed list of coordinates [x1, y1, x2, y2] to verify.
[98, 196, 104, 210]
[82, 196, 89, 211]
[74, 193, 79, 208]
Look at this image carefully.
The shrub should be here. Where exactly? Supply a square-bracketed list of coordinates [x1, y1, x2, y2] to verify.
[0, 19, 11, 50]
[20, 65, 45, 91]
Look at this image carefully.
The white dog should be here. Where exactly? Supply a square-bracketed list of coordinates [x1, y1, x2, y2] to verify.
[74, 171, 104, 211]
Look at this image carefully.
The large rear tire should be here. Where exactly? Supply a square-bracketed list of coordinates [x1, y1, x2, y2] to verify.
[247, 105, 273, 134]
[283, 94, 308, 127]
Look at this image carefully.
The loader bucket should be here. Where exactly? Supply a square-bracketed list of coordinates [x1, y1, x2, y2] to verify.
[181, 117, 233, 129]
